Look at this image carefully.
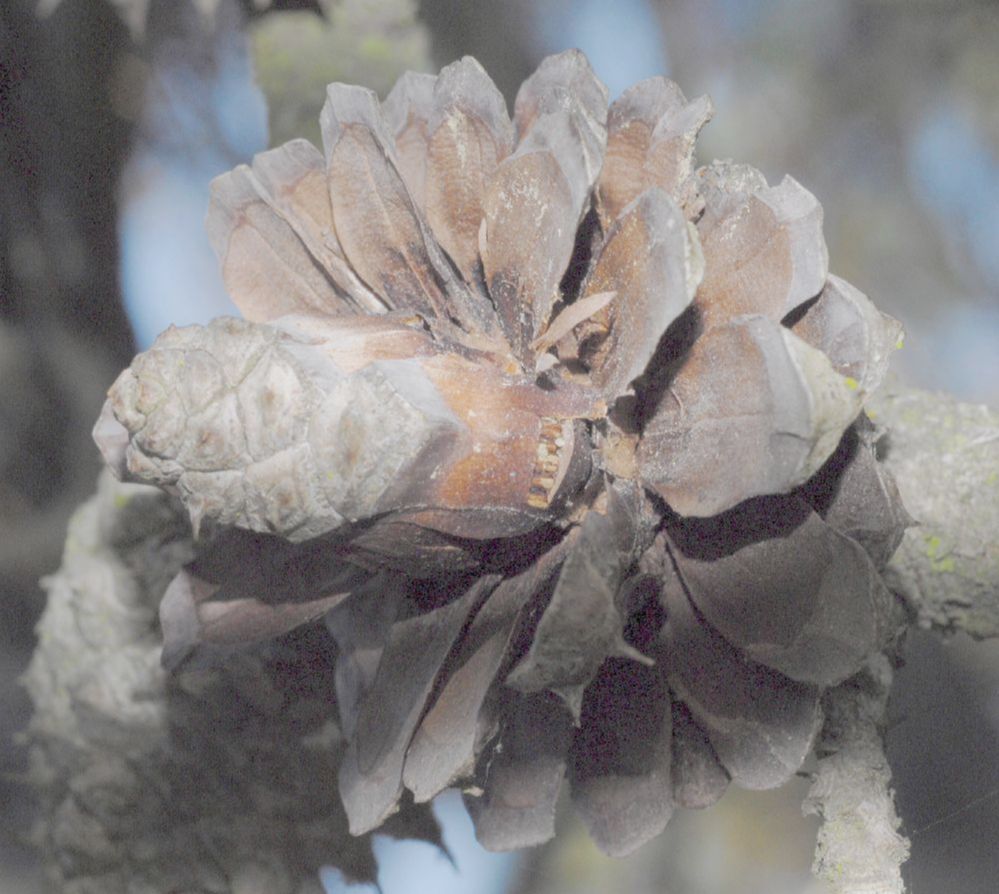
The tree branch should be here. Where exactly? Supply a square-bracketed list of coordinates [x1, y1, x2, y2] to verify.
[23, 387, 997, 891]
[23, 473, 439, 893]
[873, 388, 999, 638]
[801, 386, 999, 894]
[804, 655, 909, 894]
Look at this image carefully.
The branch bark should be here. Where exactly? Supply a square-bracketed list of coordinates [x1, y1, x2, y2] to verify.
[801, 386, 999, 894]
[23, 387, 998, 892]
[23, 473, 440, 894]
[803, 655, 909, 894]
[873, 388, 999, 638]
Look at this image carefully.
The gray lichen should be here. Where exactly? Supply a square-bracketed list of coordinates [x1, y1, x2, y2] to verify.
[804, 655, 909, 894]
[23, 471, 439, 893]
[30, 369, 999, 894]
[801, 386, 999, 894]
[24, 30, 999, 890]
[873, 389, 999, 638]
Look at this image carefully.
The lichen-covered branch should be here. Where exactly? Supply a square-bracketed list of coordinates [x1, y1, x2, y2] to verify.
[804, 655, 909, 894]
[21, 20, 999, 886]
[872, 389, 999, 638]
[90, 49, 914, 868]
[800, 386, 999, 894]
[26, 385, 996, 892]
[23, 472, 440, 894]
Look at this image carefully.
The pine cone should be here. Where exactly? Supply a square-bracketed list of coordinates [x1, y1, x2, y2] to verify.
[94, 51, 908, 857]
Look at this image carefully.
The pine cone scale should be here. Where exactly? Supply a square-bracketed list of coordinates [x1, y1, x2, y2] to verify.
[92, 49, 909, 859]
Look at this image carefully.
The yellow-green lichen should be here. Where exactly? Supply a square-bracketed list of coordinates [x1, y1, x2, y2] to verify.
[924, 533, 956, 573]
[932, 556, 956, 573]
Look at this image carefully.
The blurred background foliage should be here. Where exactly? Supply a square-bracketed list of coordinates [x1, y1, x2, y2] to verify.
[1, 0, 998, 891]
[252, 0, 430, 147]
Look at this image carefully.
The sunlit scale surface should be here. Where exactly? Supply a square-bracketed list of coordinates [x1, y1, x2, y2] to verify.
[95, 47, 908, 863]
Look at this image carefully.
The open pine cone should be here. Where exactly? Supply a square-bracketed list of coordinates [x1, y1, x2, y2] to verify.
[94, 51, 908, 856]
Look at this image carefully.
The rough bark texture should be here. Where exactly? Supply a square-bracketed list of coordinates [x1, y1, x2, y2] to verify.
[23, 389, 998, 890]
[22, 473, 439, 894]
[873, 388, 999, 638]
[797, 386, 999, 894]
[803, 655, 909, 894]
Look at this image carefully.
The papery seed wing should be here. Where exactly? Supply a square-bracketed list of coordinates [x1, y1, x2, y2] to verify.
[695, 167, 828, 330]
[246, 139, 388, 314]
[597, 77, 713, 227]
[575, 187, 703, 401]
[382, 71, 437, 210]
[569, 658, 674, 857]
[799, 418, 910, 570]
[271, 311, 437, 373]
[791, 274, 903, 395]
[638, 315, 863, 517]
[665, 495, 895, 686]
[402, 534, 574, 802]
[481, 50, 608, 362]
[530, 289, 617, 357]
[338, 575, 499, 835]
[320, 83, 491, 338]
[424, 57, 514, 287]
[207, 163, 355, 321]
[658, 554, 822, 790]
[464, 691, 573, 851]
[669, 701, 730, 809]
